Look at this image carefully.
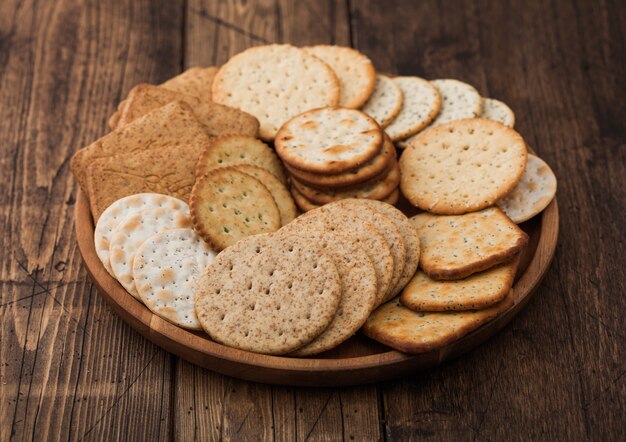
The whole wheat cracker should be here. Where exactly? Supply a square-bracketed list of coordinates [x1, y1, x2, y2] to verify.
[195, 233, 341, 355]
[481, 97, 515, 127]
[360, 74, 404, 128]
[411, 207, 528, 280]
[133, 228, 216, 329]
[160, 66, 218, 99]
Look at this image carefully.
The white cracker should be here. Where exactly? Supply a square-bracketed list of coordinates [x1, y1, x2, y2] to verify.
[94, 193, 189, 276]
[133, 228, 216, 329]
[109, 207, 191, 300]
[361, 74, 404, 128]
[482, 98, 515, 127]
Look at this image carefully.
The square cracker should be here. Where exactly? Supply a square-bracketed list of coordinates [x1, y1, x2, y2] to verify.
[72, 101, 210, 193]
[411, 207, 528, 280]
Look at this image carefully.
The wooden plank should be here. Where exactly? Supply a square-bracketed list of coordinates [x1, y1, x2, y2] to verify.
[0, 0, 182, 440]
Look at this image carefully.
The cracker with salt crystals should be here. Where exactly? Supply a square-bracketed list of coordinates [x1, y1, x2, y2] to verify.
[362, 289, 514, 353]
[212, 44, 340, 140]
[109, 207, 191, 300]
[411, 207, 528, 280]
[497, 154, 557, 223]
[133, 228, 216, 330]
[361, 74, 404, 128]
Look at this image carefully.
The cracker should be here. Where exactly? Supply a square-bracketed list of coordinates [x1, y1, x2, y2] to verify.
[109, 207, 192, 300]
[497, 154, 557, 223]
[160, 66, 218, 99]
[411, 207, 528, 280]
[382, 188, 400, 205]
[481, 98, 515, 127]
[94, 193, 189, 276]
[305, 45, 376, 108]
[108, 99, 127, 130]
[275, 107, 383, 174]
[195, 233, 341, 355]
[361, 74, 404, 128]
[400, 258, 518, 311]
[399, 118, 528, 214]
[195, 135, 286, 184]
[290, 185, 320, 212]
[133, 228, 216, 329]
[385, 76, 442, 141]
[72, 101, 209, 195]
[362, 289, 514, 353]
[190, 168, 281, 251]
[212, 44, 340, 140]
[232, 164, 296, 226]
[116, 83, 259, 137]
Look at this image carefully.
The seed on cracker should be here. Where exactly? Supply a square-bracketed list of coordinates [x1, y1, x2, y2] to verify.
[361, 74, 404, 128]
[481, 98, 515, 127]
[411, 207, 528, 280]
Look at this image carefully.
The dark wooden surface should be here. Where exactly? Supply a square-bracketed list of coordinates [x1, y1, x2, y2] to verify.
[0, 0, 623, 440]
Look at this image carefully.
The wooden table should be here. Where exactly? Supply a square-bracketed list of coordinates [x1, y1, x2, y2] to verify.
[1, 0, 624, 440]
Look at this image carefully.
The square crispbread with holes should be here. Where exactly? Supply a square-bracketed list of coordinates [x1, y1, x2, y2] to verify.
[400, 257, 518, 311]
[304, 45, 376, 109]
[399, 118, 528, 214]
[362, 289, 514, 354]
[481, 98, 515, 127]
[411, 207, 528, 280]
[194, 233, 341, 355]
[212, 44, 340, 141]
[497, 154, 557, 223]
[275, 107, 383, 175]
[190, 168, 281, 251]
[278, 220, 378, 356]
[195, 135, 286, 184]
[132, 228, 216, 330]
[360, 74, 404, 128]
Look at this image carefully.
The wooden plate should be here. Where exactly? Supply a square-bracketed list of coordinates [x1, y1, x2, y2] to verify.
[74, 189, 558, 386]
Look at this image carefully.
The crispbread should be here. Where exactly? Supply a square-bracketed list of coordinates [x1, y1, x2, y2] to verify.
[275, 107, 383, 174]
[108, 99, 127, 129]
[411, 207, 528, 280]
[133, 228, 216, 329]
[86, 142, 204, 221]
[399, 118, 528, 214]
[160, 66, 218, 99]
[290, 185, 320, 212]
[362, 289, 514, 353]
[116, 84, 259, 137]
[400, 258, 518, 311]
[497, 154, 557, 223]
[190, 168, 281, 251]
[361, 74, 404, 128]
[232, 164, 296, 226]
[109, 207, 191, 299]
[285, 135, 396, 188]
[195, 233, 341, 355]
[304, 45, 376, 108]
[481, 98, 515, 127]
[212, 44, 340, 140]
[385, 77, 442, 141]
[291, 161, 399, 205]
[72, 101, 210, 195]
[94, 194, 189, 276]
[195, 135, 287, 184]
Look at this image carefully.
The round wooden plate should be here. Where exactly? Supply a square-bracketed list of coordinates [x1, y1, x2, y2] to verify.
[74, 189, 558, 386]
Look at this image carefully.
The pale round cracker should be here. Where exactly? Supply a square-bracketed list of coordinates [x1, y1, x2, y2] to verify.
[385, 77, 442, 142]
[95, 193, 189, 276]
[211, 44, 340, 140]
[361, 74, 404, 128]
[109, 207, 192, 300]
[497, 154, 557, 223]
[481, 98, 515, 127]
[195, 233, 341, 355]
[190, 168, 281, 251]
[290, 184, 320, 212]
[399, 118, 528, 214]
[305, 45, 376, 109]
[275, 107, 383, 174]
[133, 228, 216, 329]
[383, 188, 400, 205]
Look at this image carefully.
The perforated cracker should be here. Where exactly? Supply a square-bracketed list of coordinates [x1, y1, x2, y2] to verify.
[361, 74, 404, 128]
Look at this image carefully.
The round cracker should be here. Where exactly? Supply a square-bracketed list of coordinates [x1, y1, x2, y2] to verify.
[383, 188, 400, 205]
[195, 135, 286, 184]
[133, 228, 216, 329]
[195, 233, 341, 355]
[211, 44, 340, 141]
[190, 168, 281, 251]
[290, 184, 320, 212]
[482, 98, 515, 127]
[399, 118, 528, 214]
[94, 193, 189, 276]
[497, 154, 557, 223]
[385, 76, 442, 141]
[109, 207, 192, 300]
[305, 45, 376, 109]
[361, 74, 404, 128]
